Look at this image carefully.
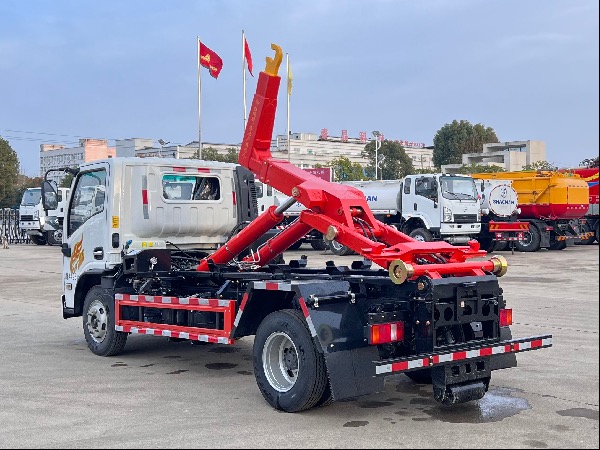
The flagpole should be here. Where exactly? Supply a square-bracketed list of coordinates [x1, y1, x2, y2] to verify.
[286, 53, 290, 162]
[197, 36, 203, 160]
[242, 30, 247, 135]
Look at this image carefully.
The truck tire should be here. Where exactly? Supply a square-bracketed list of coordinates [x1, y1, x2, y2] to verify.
[83, 286, 128, 357]
[549, 240, 567, 250]
[288, 241, 303, 250]
[328, 239, 354, 256]
[253, 309, 329, 412]
[47, 229, 62, 246]
[310, 239, 327, 251]
[514, 226, 541, 252]
[493, 241, 509, 252]
[30, 235, 47, 245]
[409, 228, 433, 242]
[578, 223, 596, 245]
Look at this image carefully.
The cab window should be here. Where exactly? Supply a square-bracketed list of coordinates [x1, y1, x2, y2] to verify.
[162, 175, 221, 201]
[68, 169, 107, 236]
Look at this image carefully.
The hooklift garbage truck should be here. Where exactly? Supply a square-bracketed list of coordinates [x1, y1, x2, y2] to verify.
[44, 44, 551, 413]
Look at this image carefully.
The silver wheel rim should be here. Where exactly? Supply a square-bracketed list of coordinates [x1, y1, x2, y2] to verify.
[87, 299, 108, 343]
[413, 234, 426, 242]
[262, 331, 299, 392]
[330, 240, 344, 252]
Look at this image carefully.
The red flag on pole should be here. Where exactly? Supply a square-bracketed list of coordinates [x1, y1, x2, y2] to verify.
[199, 42, 223, 79]
[244, 36, 253, 77]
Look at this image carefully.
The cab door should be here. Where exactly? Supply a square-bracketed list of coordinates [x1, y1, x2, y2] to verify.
[62, 164, 110, 311]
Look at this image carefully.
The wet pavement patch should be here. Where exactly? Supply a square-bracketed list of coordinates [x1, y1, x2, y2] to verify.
[236, 370, 253, 376]
[422, 387, 530, 423]
[163, 355, 182, 359]
[357, 400, 394, 409]
[343, 421, 369, 428]
[166, 369, 188, 375]
[111, 363, 128, 367]
[205, 362, 238, 370]
[556, 408, 599, 421]
[140, 364, 155, 368]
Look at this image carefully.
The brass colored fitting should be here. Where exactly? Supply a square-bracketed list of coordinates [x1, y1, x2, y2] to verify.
[265, 44, 283, 76]
[389, 259, 415, 285]
[490, 255, 508, 277]
[291, 187, 300, 197]
[325, 226, 338, 241]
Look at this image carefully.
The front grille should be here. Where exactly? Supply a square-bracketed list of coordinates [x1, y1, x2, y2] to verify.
[20, 215, 34, 221]
[454, 214, 477, 223]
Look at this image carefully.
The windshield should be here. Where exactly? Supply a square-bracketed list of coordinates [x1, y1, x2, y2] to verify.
[21, 188, 42, 206]
[440, 177, 477, 200]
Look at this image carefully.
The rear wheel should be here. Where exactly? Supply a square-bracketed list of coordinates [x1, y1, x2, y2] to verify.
[288, 241, 303, 250]
[328, 239, 354, 256]
[578, 223, 596, 245]
[409, 228, 433, 242]
[549, 240, 567, 250]
[30, 235, 47, 245]
[253, 309, 329, 412]
[514, 225, 541, 252]
[310, 239, 327, 251]
[83, 286, 128, 356]
[47, 229, 62, 246]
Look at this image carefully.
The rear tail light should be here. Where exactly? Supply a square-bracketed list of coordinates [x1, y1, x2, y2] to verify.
[369, 322, 404, 345]
[500, 309, 513, 327]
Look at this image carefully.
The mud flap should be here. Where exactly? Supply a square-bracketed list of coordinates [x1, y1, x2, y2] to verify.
[324, 347, 384, 401]
[431, 358, 491, 405]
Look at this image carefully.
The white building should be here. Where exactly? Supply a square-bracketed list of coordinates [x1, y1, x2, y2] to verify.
[40, 139, 116, 185]
[442, 140, 546, 173]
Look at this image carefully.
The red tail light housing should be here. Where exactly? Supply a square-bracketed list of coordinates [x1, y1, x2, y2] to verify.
[369, 322, 405, 345]
[500, 308, 513, 327]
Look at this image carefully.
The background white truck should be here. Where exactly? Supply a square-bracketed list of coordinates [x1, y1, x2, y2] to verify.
[19, 186, 70, 245]
[318, 174, 482, 255]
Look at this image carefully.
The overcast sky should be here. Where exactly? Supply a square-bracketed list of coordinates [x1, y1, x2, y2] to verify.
[1, 0, 598, 176]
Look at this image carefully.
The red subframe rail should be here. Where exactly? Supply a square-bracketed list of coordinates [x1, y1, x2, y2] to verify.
[114, 293, 236, 345]
[375, 334, 552, 376]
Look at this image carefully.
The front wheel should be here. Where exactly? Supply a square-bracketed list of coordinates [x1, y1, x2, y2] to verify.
[30, 235, 47, 245]
[514, 225, 541, 252]
[253, 309, 330, 412]
[310, 239, 327, 251]
[326, 239, 354, 256]
[83, 286, 128, 356]
[409, 228, 433, 242]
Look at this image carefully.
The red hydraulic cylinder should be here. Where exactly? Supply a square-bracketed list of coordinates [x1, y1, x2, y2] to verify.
[197, 205, 285, 271]
[241, 220, 313, 266]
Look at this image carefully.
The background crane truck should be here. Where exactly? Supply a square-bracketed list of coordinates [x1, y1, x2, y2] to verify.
[472, 171, 590, 252]
[19, 185, 70, 245]
[43, 44, 551, 413]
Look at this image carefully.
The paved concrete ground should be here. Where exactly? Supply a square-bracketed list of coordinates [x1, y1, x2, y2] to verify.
[0, 243, 598, 448]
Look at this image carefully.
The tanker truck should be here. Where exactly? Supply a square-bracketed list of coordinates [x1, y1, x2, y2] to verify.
[475, 179, 529, 252]
[42, 44, 550, 412]
[471, 171, 590, 252]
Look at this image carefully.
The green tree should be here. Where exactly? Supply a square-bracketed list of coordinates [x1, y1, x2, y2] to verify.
[362, 140, 414, 180]
[0, 136, 20, 208]
[522, 160, 558, 171]
[328, 156, 365, 181]
[60, 173, 74, 188]
[450, 163, 505, 175]
[580, 156, 599, 168]
[432, 120, 499, 167]
[194, 146, 239, 163]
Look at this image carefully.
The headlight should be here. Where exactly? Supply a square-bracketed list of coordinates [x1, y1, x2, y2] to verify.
[443, 206, 452, 223]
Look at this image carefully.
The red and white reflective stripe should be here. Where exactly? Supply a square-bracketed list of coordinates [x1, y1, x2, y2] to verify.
[253, 281, 292, 291]
[173, 166, 186, 172]
[299, 297, 318, 337]
[141, 175, 149, 219]
[197, 168, 210, 173]
[233, 293, 249, 327]
[115, 325, 233, 344]
[115, 293, 231, 307]
[375, 336, 552, 375]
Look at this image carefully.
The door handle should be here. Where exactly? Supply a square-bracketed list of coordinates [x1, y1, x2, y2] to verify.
[93, 247, 104, 260]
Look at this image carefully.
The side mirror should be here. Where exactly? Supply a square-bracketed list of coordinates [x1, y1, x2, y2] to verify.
[42, 180, 58, 211]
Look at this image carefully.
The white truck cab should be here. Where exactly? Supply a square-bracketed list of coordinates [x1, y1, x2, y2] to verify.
[42, 157, 261, 319]
[19, 186, 70, 245]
